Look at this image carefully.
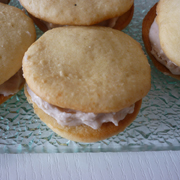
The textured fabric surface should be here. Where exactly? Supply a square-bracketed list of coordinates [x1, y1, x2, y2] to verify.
[0, 151, 180, 180]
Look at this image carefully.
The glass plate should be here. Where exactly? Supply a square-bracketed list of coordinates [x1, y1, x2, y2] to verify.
[1, 0, 180, 153]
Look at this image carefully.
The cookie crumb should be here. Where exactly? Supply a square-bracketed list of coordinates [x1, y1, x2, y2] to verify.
[59, 71, 64, 77]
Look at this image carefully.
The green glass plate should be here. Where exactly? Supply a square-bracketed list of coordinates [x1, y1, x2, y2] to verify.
[1, 0, 180, 153]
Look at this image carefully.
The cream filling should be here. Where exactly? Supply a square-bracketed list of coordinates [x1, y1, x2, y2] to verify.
[149, 18, 180, 75]
[43, 17, 119, 30]
[0, 69, 24, 96]
[27, 85, 135, 129]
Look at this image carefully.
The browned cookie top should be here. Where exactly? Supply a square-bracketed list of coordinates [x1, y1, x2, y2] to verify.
[23, 26, 151, 113]
[0, 3, 36, 85]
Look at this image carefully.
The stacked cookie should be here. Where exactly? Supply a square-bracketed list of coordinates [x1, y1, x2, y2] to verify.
[0, 3, 36, 104]
[143, 0, 180, 80]
[19, 0, 134, 32]
[1, 0, 152, 142]
[23, 27, 151, 142]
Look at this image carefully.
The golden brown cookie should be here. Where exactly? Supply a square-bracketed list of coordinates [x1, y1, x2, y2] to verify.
[25, 87, 142, 143]
[0, 3, 36, 104]
[156, 0, 180, 66]
[28, 4, 134, 32]
[142, 1, 180, 80]
[23, 26, 151, 113]
[20, 0, 134, 31]
[23, 26, 150, 142]
[113, 4, 134, 31]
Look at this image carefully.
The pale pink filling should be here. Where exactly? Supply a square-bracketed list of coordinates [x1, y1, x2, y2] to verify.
[149, 19, 180, 75]
[43, 17, 119, 30]
[27, 85, 135, 129]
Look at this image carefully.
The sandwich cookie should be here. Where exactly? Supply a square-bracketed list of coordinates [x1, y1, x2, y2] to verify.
[0, 3, 36, 104]
[23, 26, 151, 142]
[19, 0, 134, 32]
[142, 0, 180, 80]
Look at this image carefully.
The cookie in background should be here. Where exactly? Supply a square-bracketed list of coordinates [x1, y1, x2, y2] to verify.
[0, 3, 36, 104]
[19, 0, 134, 32]
[142, 0, 180, 80]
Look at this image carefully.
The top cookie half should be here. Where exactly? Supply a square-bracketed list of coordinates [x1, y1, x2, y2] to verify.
[156, 0, 180, 66]
[0, 3, 36, 85]
[19, 0, 133, 25]
[23, 26, 151, 113]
